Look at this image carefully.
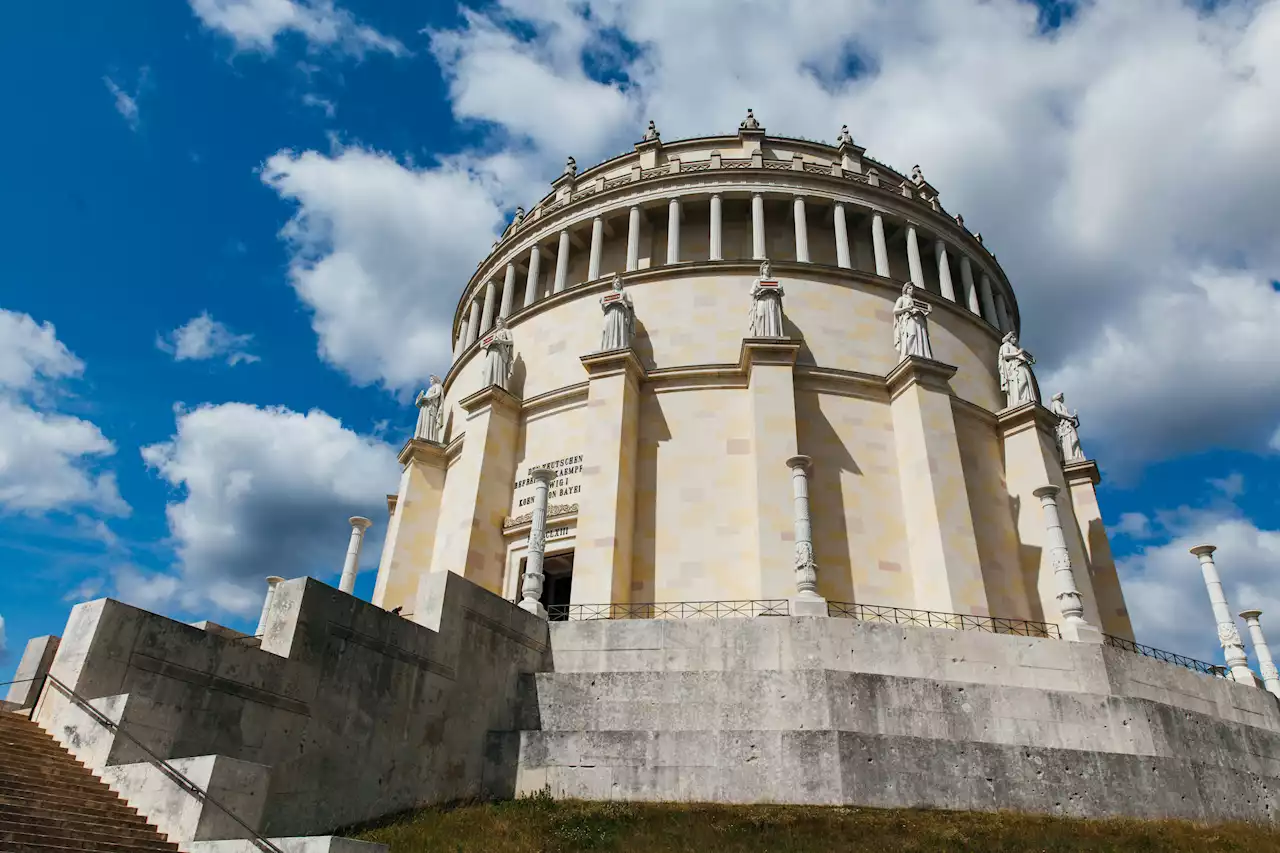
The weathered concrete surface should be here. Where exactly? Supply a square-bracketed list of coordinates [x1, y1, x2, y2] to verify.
[30, 572, 549, 843]
[486, 617, 1280, 823]
[189, 837, 387, 853]
[5, 634, 60, 708]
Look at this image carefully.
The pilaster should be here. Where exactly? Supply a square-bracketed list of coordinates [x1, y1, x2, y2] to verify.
[997, 402, 1102, 628]
[886, 357, 989, 615]
[1063, 459, 1134, 639]
[371, 440, 448, 616]
[740, 338, 802, 600]
[571, 348, 645, 605]
[419, 386, 521, 616]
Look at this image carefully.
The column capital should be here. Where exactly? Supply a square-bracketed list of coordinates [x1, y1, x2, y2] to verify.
[349, 516, 372, 531]
[785, 454, 812, 472]
[1240, 608, 1263, 620]
[885, 356, 957, 400]
[459, 383, 521, 416]
[581, 347, 646, 382]
[739, 338, 801, 373]
[1190, 543, 1217, 558]
[529, 466, 557, 484]
[1063, 459, 1101, 485]
[1032, 484, 1061, 500]
[398, 437, 448, 468]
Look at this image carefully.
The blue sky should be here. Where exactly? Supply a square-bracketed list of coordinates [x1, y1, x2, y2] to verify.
[2, 0, 1278, 670]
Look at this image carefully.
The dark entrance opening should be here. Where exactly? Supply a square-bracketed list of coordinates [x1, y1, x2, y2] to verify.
[541, 552, 574, 620]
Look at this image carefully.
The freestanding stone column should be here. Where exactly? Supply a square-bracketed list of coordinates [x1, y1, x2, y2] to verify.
[1031, 485, 1101, 642]
[554, 228, 571, 293]
[499, 262, 516, 319]
[752, 192, 766, 260]
[959, 256, 980, 315]
[626, 205, 641, 271]
[1190, 545, 1254, 684]
[786, 455, 827, 616]
[588, 216, 604, 280]
[792, 196, 809, 263]
[934, 240, 956, 301]
[905, 223, 925, 288]
[709, 193, 723, 260]
[1240, 610, 1280, 697]
[254, 575, 285, 636]
[480, 279, 497, 333]
[666, 198, 681, 264]
[338, 516, 373, 595]
[833, 202, 851, 269]
[465, 299, 481, 347]
[871, 211, 889, 277]
[518, 467, 557, 618]
[979, 273, 998, 327]
[524, 244, 542, 307]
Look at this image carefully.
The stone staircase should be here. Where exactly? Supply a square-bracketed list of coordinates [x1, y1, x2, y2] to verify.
[0, 710, 179, 852]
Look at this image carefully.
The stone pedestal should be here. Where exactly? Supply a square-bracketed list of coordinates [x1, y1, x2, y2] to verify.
[4, 635, 60, 709]
[1063, 459, 1135, 639]
[997, 402, 1103, 629]
[372, 439, 448, 616]
[740, 339, 802, 600]
[572, 349, 645, 606]
[419, 385, 521, 614]
[886, 357, 988, 616]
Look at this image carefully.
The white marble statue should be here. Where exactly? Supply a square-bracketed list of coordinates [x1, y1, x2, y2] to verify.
[1051, 392, 1085, 464]
[480, 316, 515, 391]
[836, 124, 854, 146]
[892, 282, 933, 361]
[414, 375, 444, 443]
[563, 155, 577, 177]
[911, 164, 926, 185]
[599, 274, 635, 352]
[642, 120, 660, 142]
[740, 108, 761, 130]
[748, 259, 785, 338]
[998, 331, 1039, 409]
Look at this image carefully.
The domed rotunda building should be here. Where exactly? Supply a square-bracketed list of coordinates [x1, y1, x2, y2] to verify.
[373, 111, 1132, 641]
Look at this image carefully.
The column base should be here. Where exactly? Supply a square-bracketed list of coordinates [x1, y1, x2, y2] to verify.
[1060, 619, 1103, 644]
[1229, 665, 1258, 686]
[518, 598, 548, 619]
[789, 595, 829, 618]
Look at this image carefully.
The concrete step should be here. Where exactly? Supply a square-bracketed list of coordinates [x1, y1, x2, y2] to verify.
[0, 778, 136, 808]
[1, 815, 178, 847]
[0, 750, 108, 780]
[0, 798, 150, 827]
[0, 830, 177, 852]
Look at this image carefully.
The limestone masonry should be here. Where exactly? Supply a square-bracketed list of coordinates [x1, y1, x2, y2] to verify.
[7, 114, 1280, 850]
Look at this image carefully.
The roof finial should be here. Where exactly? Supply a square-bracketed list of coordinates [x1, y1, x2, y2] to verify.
[740, 108, 761, 130]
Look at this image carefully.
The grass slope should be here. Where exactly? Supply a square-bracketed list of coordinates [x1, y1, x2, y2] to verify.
[352, 793, 1280, 852]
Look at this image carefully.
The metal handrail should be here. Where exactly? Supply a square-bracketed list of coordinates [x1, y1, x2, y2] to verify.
[829, 602, 1062, 639]
[1103, 634, 1230, 679]
[29, 673, 284, 853]
[545, 599, 789, 621]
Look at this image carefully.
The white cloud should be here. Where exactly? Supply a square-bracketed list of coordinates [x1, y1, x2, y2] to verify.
[301, 92, 336, 118]
[0, 309, 127, 517]
[258, 0, 1280, 465]
[158, 312, 259, 366]
[1113, 512, 1152, 540]
[189, 0, 405, 57]
[104, 68, 149, 132]
[138, 402, 399, 617]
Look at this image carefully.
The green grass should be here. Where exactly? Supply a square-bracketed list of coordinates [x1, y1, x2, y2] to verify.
[351, 791, 1280, 852]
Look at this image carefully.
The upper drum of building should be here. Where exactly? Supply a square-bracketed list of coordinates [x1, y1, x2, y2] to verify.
[450, 110, 1020, 356]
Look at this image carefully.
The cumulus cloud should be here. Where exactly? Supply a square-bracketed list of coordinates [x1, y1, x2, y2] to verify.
[0, 309, 126, 517]
[138, 402, 399, 617]
[157, 312, 259, 366]
[189, 0, 405, 57]
[261, 0, 1280, 464]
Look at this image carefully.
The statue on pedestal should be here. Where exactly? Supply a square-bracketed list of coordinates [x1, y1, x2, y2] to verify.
[892, 282, 933, 361]
[480, 316, 515, 392]
[740, 108, 761, 130]
[1051, 392, 1085, 463]
[911, 164, 926, 186]
[414, 375, 444, 443]
[748, 259, 785, 338]
[836, 125, 854, 146]
[998, 331, 1038, 409]
[563, 156, 577, 177]
[599, 274, 635, 352]
[642, 120, 660, 142]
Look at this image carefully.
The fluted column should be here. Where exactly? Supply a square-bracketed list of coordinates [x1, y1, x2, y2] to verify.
[465, 299, 481, 347]
[905, 223, 925, 286]
[979, 273, 998, 326]
[524, 244, 542, 307]
[871, 211, 889, 277]
[1240, 610, 1280, 697]
[587, 216, 604, 280]
[792, 196, 809, 263]
[480, 279, 497, 332]
[499, 262, 516, 319]
[554, 228, 570, 293]
[665, 197, 681, 264]
[935, 240, 956, 301]
[709, 193, 723, 260]
[626, 205, 641, 271]
[518, 467, 556, 618]
[1190, 545, 1254, 684]
[833, 202, 851, 269]
[959, 256, 980, 315]
[1031, 485, 1101, 642]
[752, 192, 766, 260]
[338, 516, 373, 595]
[254, 575, 285, 636]
[787, 455, 827, 616]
